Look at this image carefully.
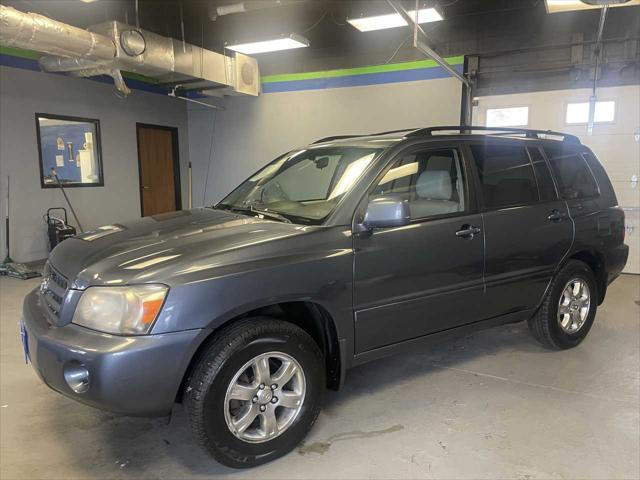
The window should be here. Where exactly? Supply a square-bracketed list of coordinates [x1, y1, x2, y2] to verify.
[36, 113, 103, 188]
[372, 149, 465, 220]
[486, 106, 529, 127]
[544, 146, 599, 199]
[471, 144, 538, 209]
[271, 154, 341, 202]
[565, 101, 615, 124]
[527, 147, 557, 201]
[220, 147, 379, 223]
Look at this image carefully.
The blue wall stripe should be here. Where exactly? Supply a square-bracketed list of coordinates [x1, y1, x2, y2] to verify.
[262, 64, 463, 93]
[0, 53, 40, 72]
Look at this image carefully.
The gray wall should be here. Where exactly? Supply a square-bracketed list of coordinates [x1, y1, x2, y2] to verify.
[187, 104, 218, 209]
[0, 66, 190, 262]
[190, 77, 462, 205]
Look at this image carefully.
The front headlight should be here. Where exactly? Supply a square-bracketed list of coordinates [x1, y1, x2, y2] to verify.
[72, 285, 168, 335]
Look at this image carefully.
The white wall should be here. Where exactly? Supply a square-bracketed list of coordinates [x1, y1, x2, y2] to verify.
[0, 67, 190, 262]
[189, 77, 462, 206]
[475, 85, 640, 273]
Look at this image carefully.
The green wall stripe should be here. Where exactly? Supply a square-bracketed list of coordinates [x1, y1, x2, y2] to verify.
[121, 71, 159, 84]
[261, 56, 464, 83]
[0, 46, 40, 60]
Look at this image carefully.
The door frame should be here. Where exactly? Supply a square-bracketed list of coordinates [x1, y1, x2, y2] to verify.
[135, 123, 182, 217]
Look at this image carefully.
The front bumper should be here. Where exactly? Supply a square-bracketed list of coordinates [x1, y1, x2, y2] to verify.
[22, 289, 205, 417]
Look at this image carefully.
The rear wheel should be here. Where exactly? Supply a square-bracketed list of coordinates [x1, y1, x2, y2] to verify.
[185, 318, 324, 468]
[528, 260, 598, 349]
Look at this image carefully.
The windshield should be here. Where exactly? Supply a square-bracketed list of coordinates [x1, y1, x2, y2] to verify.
[218, 146, 380, 224]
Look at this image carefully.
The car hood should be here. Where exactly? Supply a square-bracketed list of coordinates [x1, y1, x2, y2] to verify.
[48, 208, 314, 288]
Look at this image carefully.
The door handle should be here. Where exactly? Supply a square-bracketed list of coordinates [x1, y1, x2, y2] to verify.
[547, 210, 566, 222]
[142, 185, 151, 190]
[455, 225, 481, 239]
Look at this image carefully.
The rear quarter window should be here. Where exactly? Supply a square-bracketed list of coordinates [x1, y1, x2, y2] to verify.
[544, 145, 599, 200]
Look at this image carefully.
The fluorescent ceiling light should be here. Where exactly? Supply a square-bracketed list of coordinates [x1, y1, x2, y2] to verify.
[226, 34, 309, 55]
[545, 0, 640, 14]
[347, 8, 443, 32]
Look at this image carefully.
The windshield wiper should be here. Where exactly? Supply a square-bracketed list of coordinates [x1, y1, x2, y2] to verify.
[216, 203, 292, 224]
[249, 206, 293, 224]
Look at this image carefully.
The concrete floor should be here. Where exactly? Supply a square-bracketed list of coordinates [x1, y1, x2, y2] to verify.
[1, 275, 638, 480]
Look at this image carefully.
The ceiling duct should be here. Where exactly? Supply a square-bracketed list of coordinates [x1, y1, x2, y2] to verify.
[0, 5, 260, 97]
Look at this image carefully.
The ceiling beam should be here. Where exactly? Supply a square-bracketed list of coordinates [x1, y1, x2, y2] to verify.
[386, 0, 470, 87]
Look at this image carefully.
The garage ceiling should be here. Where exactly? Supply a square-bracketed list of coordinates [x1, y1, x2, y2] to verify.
[2, 0, 639, 77]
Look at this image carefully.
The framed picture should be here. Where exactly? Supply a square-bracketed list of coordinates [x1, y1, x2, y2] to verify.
[35, 113, 104, 188]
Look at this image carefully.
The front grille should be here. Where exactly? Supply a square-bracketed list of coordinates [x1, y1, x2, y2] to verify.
[40, 263, 70, 324]
[50, 269, 68, 290]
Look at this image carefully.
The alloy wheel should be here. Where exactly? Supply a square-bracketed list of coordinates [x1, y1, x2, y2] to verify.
[223, 351, 306, 443]
[557, 278, 591, 333]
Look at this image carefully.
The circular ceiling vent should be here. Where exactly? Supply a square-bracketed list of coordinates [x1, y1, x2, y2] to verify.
[241, 62, 255, 86]
[120, 29, 146, 57]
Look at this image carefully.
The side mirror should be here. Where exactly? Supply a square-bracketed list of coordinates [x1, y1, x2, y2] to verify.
[360, 196, 410, 230]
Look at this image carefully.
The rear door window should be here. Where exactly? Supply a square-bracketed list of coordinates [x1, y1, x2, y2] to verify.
[470, 143, 539, 209]
[544, 146, 599, 199]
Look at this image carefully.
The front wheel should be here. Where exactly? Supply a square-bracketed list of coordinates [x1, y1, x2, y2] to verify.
[185, 318, 324, 468]
[528, 260, 598, 349]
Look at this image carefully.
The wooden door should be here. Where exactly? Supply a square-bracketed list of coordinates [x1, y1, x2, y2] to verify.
[136, 124, 181, 217]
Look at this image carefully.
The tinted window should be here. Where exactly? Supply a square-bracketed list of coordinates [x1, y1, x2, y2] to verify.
[527, 147, 557, 201]
[471, 144, 538, 209]
[544, 146, 599, 199]
[372, 149, 465, 220]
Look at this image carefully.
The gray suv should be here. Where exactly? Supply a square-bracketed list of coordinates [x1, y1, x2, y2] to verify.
[21, 126, 628, 468]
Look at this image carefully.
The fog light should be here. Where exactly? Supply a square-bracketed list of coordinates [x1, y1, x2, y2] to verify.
[63, 362, 90, 394]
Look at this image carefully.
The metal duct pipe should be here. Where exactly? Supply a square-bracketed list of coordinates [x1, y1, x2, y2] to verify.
[39, 56, 103, 73]
[0, 5, 116, 60]
[69, 67, 132, 96]
[0, 6, 260, 97]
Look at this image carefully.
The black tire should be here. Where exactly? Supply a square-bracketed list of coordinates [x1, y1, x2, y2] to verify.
[184, 317, 324, 468]
[528, 260, 598, 350]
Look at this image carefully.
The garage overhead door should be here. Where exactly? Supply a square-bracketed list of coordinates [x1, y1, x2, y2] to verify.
[475, 85, 640, 274]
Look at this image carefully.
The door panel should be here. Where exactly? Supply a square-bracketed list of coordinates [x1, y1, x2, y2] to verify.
[470, 142, 573, 318]
[482, 203, 572, 318]
[353, 214, 485, 353]
[137, 125, 180, 217]
[353, 145, 484, 354]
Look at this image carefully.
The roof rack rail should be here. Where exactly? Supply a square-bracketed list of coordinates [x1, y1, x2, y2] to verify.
[406, 125, 581, 143]
[311, 135, 362, 144]
[311, 128, 419, 145]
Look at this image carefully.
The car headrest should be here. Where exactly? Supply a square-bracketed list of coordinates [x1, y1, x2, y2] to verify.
[416, 170, 452, 200]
